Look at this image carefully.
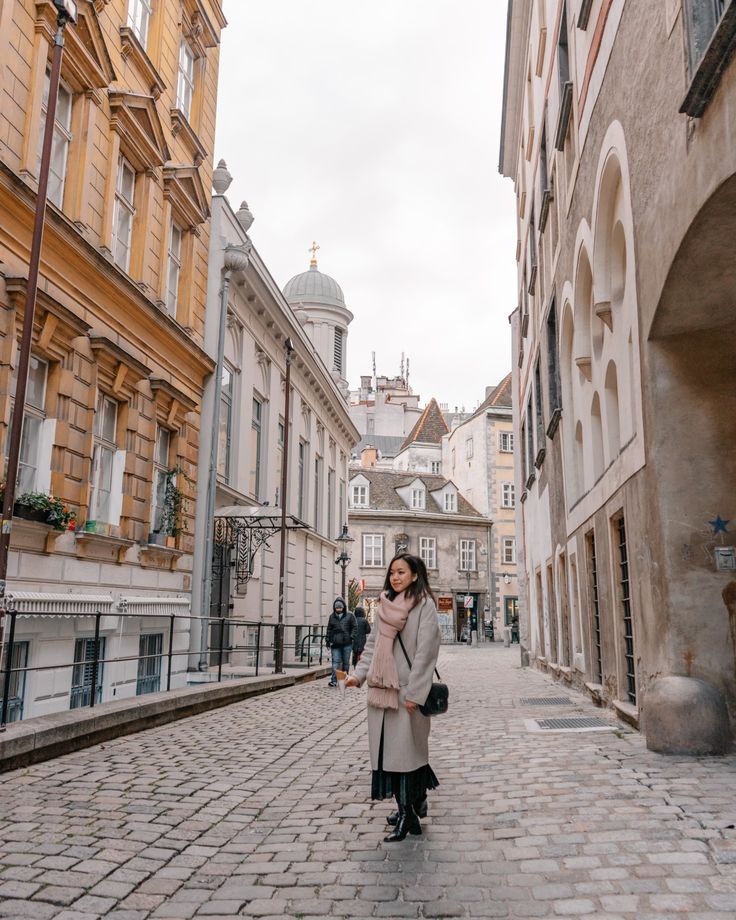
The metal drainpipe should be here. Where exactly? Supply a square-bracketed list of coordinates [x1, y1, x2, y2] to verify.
[198, 243, 251, 669]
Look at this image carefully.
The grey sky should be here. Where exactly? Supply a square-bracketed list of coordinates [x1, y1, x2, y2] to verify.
[215, 1, 516, 411]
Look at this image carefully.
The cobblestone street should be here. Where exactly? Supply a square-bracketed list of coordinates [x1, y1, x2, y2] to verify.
[2, 645, 736, 919]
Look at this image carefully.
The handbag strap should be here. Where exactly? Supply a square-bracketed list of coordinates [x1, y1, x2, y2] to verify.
[397, 633, 441, 681]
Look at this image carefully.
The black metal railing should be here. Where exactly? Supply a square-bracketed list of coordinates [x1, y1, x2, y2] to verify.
[0, 611, 329, 728]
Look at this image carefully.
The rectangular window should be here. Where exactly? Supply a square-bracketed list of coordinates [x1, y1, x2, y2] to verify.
[327, 468, 335, 539]
[419, 536, 436, 570]
[534, 358, 545, 450]
[127, 0, 153, 46]
[430, 460, 441, 474]
[217, 366, 232, 480]
[502, 483, 516, 508]
[499, 431, 514, 452]
[465, 437, 474, 459]
[90, 394, 118, 524]
[339, 479, 345, 525]
[0, 640, 29, 723]
[444, 491, 456, 512]
[451, 447, 456, 470]
[616, 514, 637, 706]
[351, 484, 368, 508]
[151, 426, 171, 533]
[502, 536, 516, 565]
[547, 297, 561, 414]
[249, 396, 262, 499]
[525, 399, 535, 481]
[314, 455, 322, 530]
[362, 533, 384, 568]
[7, 356, 48, 495]
[70, 637, 105, 709]
[166, 221, 183, 317]
[177, 40, 196, 120]
[460, 539, 476, 571]
[297, 440, 307, 519]
[333, 327, 344, 376]
[112, 154, 135, 271]
[137, 633, 163, 696]
[275, 419, 284, 506]
[587, 530, 603, 685]
[39, 70, 72, 208]
[554, 1, 574, 150]
[411, 488, 425, 510]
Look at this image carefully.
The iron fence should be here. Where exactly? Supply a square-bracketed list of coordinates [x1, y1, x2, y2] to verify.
[0, 610, 328, 728]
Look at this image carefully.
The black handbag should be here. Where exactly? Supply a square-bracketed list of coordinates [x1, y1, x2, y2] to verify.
[397, 635, 449, 717]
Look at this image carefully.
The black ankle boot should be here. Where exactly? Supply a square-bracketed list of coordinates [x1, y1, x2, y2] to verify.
[387, 797, 427, 826]
[384, 805, 422, 842]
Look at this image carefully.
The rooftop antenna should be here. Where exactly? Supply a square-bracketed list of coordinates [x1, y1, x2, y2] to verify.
[400, 352, 405, 382]
[372, 351, 376, 392]
[406, 356, 410, 390]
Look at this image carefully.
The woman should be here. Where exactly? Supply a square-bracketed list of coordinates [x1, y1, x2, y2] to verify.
[345, 553, 441, 842]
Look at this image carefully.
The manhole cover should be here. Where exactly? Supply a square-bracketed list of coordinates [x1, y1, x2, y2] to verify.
[525, 716, 615, 732]
[520, 697, 572, 705]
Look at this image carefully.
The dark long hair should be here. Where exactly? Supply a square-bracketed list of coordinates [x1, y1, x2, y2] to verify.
[383, 553, 436, 604]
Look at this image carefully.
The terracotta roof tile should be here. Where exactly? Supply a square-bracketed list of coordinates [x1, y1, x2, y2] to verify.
[399, 398, 449, 451]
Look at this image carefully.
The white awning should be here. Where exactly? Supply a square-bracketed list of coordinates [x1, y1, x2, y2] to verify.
[123, 596, 191, 617]
[5, 592, 115, 618]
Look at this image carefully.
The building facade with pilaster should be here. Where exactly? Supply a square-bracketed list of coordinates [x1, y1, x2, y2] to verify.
[0, 0, 225, 721]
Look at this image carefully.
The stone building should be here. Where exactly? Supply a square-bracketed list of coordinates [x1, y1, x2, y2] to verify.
[349, 366, 422, 463]
[190, 184, 359, 668]
[0, 0, 225, 720]
[442, 375, 518, 636]
[500, 0, 736, 749]
[347, 455, 491, 642]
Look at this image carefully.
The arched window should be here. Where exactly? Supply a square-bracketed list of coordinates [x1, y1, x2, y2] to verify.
[604, 361, 621, 461]
[590, 393, 604, 483]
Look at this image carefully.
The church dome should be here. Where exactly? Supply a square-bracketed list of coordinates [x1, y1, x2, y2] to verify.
[284, 249, 345, 308]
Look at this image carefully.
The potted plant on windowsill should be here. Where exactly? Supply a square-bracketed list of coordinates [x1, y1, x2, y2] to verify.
[147, 466, 191, 548]
[11, 491, 77, 531]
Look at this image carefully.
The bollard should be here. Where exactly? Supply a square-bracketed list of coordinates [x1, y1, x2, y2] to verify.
[503, 626, 511, 648]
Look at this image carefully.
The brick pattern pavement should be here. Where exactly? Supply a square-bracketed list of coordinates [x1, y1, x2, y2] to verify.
[2, 645, 736, 918]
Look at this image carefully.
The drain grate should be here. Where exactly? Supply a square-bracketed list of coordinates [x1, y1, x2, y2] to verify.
[520, 697, 572, 706]
[525, 716, 615, 733]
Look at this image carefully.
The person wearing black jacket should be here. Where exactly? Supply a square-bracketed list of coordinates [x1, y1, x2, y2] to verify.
[352, 606, 371, 667]
[326, 597, 356, 687]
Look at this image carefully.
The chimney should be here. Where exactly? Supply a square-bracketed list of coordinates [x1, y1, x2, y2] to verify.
[361, 446, 378, 469]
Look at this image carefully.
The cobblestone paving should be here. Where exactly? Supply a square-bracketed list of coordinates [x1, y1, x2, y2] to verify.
[2, 646, 736, 919]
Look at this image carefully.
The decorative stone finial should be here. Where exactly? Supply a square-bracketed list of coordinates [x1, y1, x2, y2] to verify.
[236, 201, 254, 233]
[212, 159, 232, 195]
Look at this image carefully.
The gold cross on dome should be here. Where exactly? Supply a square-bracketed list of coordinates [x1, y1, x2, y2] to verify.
[309, 241, 320, 266]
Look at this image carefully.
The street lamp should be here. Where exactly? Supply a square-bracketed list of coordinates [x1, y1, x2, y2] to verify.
[334, 523, 354, 601]
[275, 337, 295, 673]
[0, 0, 77, 667]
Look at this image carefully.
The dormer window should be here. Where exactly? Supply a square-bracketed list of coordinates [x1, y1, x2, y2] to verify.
[444, 491, 456, 512]
[351, 483, 368, 508]
[411, 488, 425, 510]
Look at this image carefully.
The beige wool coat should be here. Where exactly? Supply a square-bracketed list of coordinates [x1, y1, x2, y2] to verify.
[353, 595, 442, 773]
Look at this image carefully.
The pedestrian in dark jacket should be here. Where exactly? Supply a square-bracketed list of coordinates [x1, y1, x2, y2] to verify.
[326, 597, 356, 687]
[352, 606, 371, 667]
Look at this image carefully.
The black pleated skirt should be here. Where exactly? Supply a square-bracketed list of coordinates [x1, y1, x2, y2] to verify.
[370, 716, 440, 805]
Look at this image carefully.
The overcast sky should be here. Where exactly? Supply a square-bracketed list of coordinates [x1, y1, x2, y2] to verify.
[215, 1, 516, 412]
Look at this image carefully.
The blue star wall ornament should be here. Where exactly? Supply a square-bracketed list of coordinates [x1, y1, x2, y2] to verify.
[709, 516, 730, 535]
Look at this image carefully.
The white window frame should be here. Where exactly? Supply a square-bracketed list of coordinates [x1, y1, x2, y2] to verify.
[8, 356, 49, 495]
[502, 482, 516, 508]
[177, 39, 196, 120]
[430, 460, 441, 474]
[419, 536, 437, 570]
[444, 491, 456, 512]
[250, 395, 263, 499]
[166, 220, 183, 317]
[411, 487, 425, 510]
[351, 483, 368, 508]
[127, 0, 153, 46]
[39, 70, 72, 208]
[502, 536, 516, 565]
[466, 436, 474, 459]
[217, 366, 233, 481]
[500, 431, 514, 453]
[460, 539, 477, 572]
[362, 533, 384, 568]
[90, 394, 119, 524]
[112, 154, 135, 271]
[333, 327, 344, 376]
[151, 426, 171, 533]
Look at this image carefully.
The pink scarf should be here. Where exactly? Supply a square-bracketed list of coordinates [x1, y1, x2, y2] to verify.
[367, 591, 414, 710]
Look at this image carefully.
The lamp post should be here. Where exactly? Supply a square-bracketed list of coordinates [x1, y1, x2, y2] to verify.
[275, 337, 295, 673]
[334, 523, 354, 601]
[0, 0, 77, 662]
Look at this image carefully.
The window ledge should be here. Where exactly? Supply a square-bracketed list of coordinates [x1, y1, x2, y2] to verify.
[534, 447, 546, 470]
[8, 517, 54, 553]
[554, 81, 574, 150]
[680, 5, 736, 117]
[170, 108, 206, 166]
[119, 27, 166, 99]
[539, 187, 553, 232]
[577, 0, 594, 29]
[585, 681, 604, 704]
[75, 531, 135, 564]
[139, 542, 184, 571]
[520, 489, 528, 504]
[527, 263, 538, 295]
[525, 472, 536, 490]
[612, 698, 639, 729]
[546, 407, 562, 439]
